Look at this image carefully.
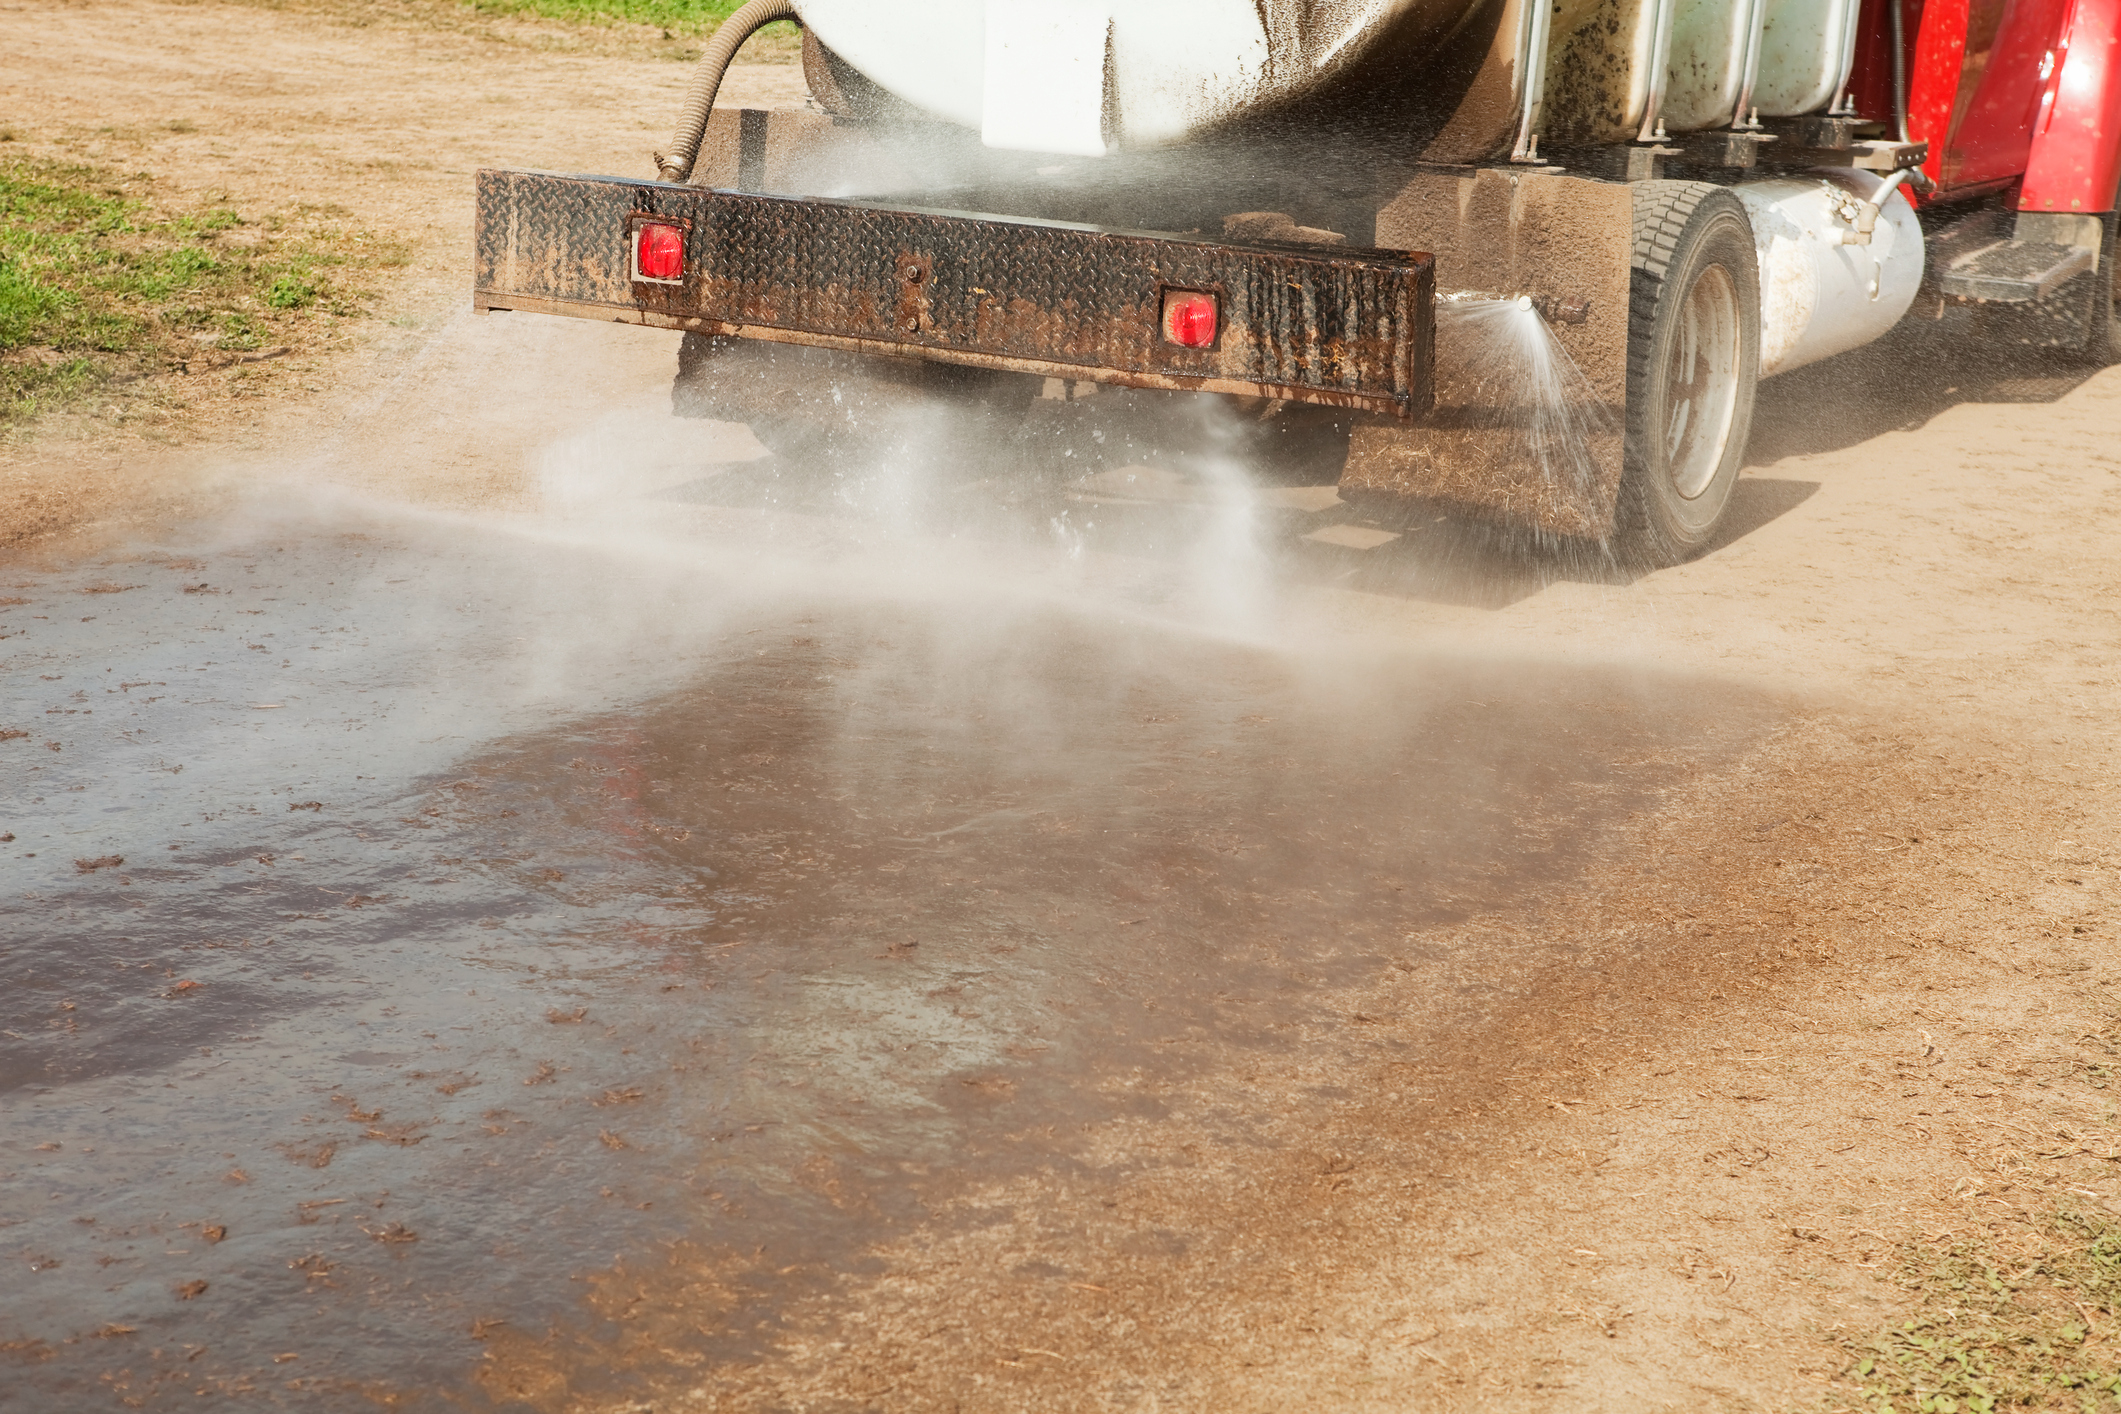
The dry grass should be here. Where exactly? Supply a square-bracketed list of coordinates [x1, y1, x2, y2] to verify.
[0, 153, 406, 433]
[1836, 1205, 2121, 1412]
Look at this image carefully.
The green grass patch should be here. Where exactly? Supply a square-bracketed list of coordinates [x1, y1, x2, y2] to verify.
[0, 156, 402, 427]
[1840, 1208, 2121, 1412]
[454, 0, 795, 37]
[190, 0, 801, 60]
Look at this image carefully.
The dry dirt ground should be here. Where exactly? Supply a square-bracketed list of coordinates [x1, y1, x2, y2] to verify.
[0, 0, 804, 537]
[7, 3, 2121, 1411]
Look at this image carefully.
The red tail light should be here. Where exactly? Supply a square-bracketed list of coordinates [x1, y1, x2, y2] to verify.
[1161, 289, 1218, 348]
[635, 223, 685, 283]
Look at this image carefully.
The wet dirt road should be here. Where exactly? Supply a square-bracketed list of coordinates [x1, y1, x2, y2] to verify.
[7, 6, 2121, 1407]
[1, 491, 1783, 1408]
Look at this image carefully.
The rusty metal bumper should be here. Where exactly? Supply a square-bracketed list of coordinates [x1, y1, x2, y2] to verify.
[473, 169, 1433, 420]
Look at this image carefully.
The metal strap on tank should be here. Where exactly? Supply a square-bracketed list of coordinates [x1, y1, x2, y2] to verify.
[1827, 0, 1866, 113]
[1730, 0, 1770, 130]
[1634, 0, 1679, 142]
[1508, 0, 1553, 163]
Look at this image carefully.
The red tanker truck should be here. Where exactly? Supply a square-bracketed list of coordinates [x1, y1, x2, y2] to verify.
[472, 0, 2119, 564]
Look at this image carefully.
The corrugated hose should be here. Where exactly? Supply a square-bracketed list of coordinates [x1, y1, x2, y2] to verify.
[654, 0, 798, 184]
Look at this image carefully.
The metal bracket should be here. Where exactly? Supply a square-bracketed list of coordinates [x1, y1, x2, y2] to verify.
[1846, 139, 1929, 171]
[1758, 126, 1920, 172]
[1685, 130, 1779, 168]
[1760, 113, 1869, 151]
[1581, 143, 1683, 182]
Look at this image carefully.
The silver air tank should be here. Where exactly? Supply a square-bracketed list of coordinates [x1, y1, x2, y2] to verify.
[1732, 169, 1927, 377]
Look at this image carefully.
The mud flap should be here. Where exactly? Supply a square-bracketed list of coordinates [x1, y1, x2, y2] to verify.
[1340, 168, 1633, 542]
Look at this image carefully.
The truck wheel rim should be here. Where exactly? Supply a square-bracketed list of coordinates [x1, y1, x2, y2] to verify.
[1662, 263, 1741, 502]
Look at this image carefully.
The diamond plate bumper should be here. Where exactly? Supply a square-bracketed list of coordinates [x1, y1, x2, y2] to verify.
[473, 169, 1434, 419]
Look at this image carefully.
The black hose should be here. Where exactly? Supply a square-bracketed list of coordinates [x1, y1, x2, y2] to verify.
[655, 0, 799, 184]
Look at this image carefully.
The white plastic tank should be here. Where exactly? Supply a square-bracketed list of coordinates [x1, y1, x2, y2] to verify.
[794, 0, 1865, 157]
[796, 0, 1477, 155]
[1752, 0, 1864, 116]
[1733, 169, 1926, 376]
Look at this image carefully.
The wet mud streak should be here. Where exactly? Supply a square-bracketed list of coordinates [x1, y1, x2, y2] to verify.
[1, 532, 1780, 1409]
[432, 615, 1782, 1405]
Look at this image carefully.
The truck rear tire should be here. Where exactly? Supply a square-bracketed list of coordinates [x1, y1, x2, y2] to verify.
[1615, 182, 1762, 568]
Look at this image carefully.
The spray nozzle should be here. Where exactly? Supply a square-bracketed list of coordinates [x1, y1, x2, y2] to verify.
[1438, 290, 1592, 325]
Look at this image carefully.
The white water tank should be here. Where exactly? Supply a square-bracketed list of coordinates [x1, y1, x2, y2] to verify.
[794, 0, 1867, 157]
[796, 0, 1482, 155]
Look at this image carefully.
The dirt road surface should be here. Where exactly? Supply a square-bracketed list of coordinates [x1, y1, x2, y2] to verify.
[5, 4, 2121, 1411]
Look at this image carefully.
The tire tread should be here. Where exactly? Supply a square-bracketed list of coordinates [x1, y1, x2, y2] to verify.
[1615, 181, 1760, 566]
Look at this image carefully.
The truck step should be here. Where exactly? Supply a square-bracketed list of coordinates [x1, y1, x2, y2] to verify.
[1942, 238, 2098, 302]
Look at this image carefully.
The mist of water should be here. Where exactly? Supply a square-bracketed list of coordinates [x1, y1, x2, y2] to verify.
[0, 283, 1713, 1411]
[530, 365, 1296, 657]
[1427, 292, 1626, 567]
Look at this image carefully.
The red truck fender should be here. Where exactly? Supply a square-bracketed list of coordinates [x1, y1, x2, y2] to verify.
[2020, 0, 2121, 213]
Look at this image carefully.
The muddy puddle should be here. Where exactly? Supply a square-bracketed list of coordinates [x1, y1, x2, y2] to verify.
[2, 505, 1780, 1408]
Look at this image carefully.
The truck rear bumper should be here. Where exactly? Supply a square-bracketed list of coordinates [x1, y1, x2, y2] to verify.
[473, 169, 1434, 420]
